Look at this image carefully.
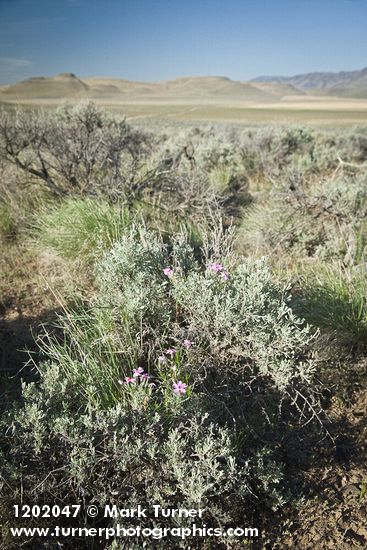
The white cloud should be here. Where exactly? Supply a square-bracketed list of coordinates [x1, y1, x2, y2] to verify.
[0, 57, 33, 68]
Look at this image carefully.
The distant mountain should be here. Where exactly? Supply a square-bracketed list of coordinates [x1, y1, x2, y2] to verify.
[252, 66, 367, 98]
[0, 73, 304, 103]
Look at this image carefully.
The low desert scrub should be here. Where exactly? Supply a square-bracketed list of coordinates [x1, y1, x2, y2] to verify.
[239, 172, 367, 266]
[1, 224, 319, 546]
[4, 112, 367, 547]
[0, 102, 147, 199]
[36, 224, 317, 408]
[0, 104, 253, 230]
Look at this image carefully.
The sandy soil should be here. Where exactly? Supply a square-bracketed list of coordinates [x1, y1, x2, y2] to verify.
[3, 96, 367, 126]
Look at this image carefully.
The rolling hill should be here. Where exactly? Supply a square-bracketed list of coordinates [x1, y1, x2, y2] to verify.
[0, 73, 303, 103]
[0, 73, 89, 99]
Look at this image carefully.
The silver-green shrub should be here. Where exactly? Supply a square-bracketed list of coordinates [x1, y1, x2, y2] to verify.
[1, 224, 318, 545]
[3, 372, 285, 548]
[172, 258, 315, 391]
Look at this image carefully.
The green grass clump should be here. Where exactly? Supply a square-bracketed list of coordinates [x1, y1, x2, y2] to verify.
[35, 197, 131, 264]
[294, 265, 367, 351]
[0, 204, 16, 239]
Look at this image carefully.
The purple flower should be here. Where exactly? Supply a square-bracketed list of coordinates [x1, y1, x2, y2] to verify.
[133, 367, 144, 378]
[209, 262, 225, 273]
[173, 381, 187, 395]
[163, 267, 174, 278]
[221, 271, 230, 281]
[140, 373, 149, 381]
[165, 348, 177, 357]
[183, 339, 194, 349]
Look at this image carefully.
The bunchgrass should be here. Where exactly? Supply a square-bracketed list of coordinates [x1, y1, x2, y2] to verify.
[293, 264, 367, 351]
[40, 304, 140, 408]
[34, 197, 131, 265]
[0, 204, 16, 240]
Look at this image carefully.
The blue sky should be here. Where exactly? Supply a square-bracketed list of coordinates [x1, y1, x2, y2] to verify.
[0, 0, 366, 84]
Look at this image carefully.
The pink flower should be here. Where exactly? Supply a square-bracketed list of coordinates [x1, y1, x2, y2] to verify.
[173, 381, 187, 395]
[165, 348, 177, 357]
[133, 367, 144, 378]
[183, 339, 194, 349]
[124, 377, 136, 384]
[208, 262, 230, 280]
[140, 373, 149, 381]
[163, 267, 174, 278]
[209, 262, 224, 272]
